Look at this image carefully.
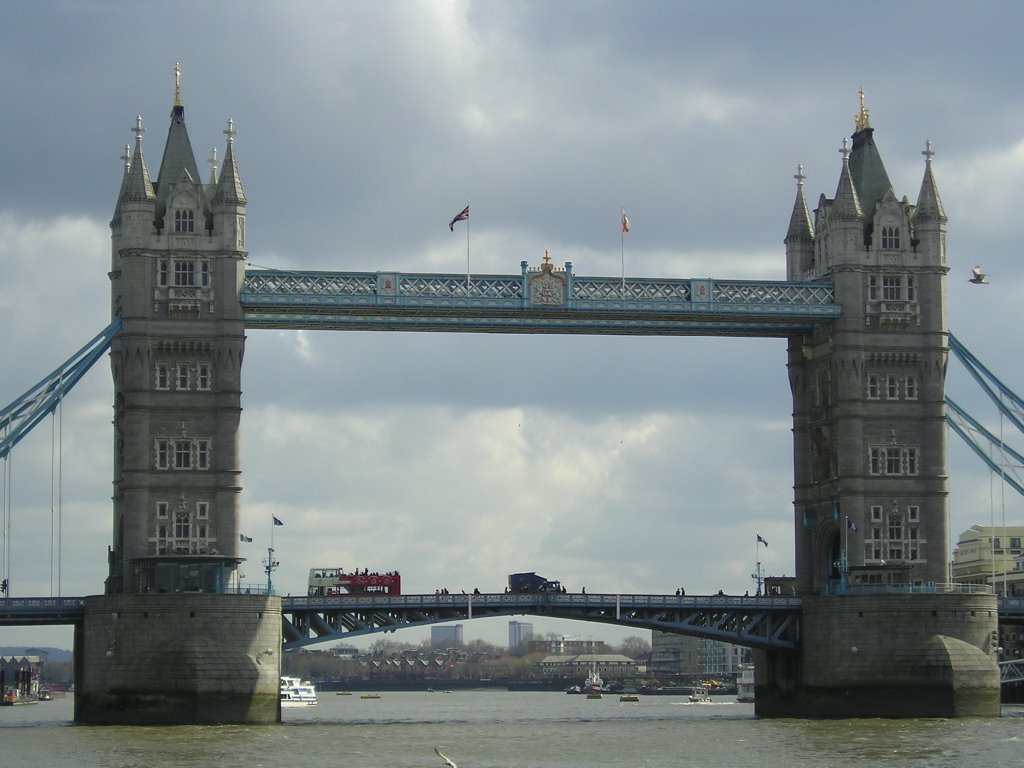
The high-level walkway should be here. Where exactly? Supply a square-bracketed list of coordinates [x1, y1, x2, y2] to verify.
[240, 266, 840, 336]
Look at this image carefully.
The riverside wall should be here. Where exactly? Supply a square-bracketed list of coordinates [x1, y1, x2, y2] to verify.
[755, 593, 1001, 718]
[75, 593, 282, 724]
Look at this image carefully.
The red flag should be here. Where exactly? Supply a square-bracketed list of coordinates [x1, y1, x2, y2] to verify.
[621, 210, 630, 234]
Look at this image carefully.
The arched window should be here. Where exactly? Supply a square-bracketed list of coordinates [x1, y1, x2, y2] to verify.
[175, 512, 190, 539]
[881, 225, 900, 249]
[174, 209, 195, 233]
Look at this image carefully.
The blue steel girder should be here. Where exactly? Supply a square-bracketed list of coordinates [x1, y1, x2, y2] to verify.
[240, 269, 840, 337]
[279, 593, 803, 652]
[1, 317, 122, 461]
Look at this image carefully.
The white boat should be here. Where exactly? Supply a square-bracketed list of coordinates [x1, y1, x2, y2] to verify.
[280, 676, 318, 707]
[688, 685, 712, 703]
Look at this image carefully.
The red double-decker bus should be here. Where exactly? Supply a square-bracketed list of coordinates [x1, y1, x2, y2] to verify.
[307, 567, 401, 596]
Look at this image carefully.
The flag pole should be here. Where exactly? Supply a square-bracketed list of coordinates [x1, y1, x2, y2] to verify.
[465, 199, 471, 295]
[620, 206, 626, 299]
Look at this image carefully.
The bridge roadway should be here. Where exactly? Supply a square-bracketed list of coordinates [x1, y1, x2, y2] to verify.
[4, 593, 1023, 682]
[6, 594, 1024, 646]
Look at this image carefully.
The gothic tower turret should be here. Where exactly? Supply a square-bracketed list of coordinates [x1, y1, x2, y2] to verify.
[107, 66, 248, 595]
[787, 93, 950, 595]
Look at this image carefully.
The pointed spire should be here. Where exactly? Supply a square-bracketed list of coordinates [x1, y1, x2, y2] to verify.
[786, 164, 814, 243]
[847, 89, 892, 222]
[212, 118, 247, 206]
[207, 146, 219, 185]
[120, 115, 155, 203]
[915, 139, 946, 222]
[832, 138, 863, 220]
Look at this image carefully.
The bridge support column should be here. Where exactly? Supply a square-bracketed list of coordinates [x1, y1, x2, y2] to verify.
[755, 593, 1000, 718]
[75, 594, 282, 725]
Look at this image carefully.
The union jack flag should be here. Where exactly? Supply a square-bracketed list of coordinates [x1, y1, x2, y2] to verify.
[449, 205, 470, 231]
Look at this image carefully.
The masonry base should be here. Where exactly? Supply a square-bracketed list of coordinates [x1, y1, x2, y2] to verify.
[754, 593, 1001, 718]
[75, 593, 282, 725]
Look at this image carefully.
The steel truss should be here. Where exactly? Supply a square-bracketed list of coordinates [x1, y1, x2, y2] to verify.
[241, 268, 840, 337]
[279, 593, 802, 652]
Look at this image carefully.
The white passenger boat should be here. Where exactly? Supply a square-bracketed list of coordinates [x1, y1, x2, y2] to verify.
[280, 676, 318, 707]
[688, 685, 712, 703]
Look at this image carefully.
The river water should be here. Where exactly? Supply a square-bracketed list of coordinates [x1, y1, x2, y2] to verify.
[2, 692, 1022, 767]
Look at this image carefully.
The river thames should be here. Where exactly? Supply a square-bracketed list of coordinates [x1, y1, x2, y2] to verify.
[2, 692, 1022, 767]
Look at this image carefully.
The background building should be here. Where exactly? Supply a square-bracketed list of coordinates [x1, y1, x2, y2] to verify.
[951, 525, 1024, 591]
[650, 631, 750, 677]
[508, 620, 533, 649]
[430, 624, 464, 648]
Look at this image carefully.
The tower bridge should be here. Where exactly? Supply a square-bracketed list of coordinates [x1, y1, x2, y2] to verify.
[0, 83, 1008, 722]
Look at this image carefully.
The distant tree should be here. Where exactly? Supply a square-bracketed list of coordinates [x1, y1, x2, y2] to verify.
[616, 636, 652, 659]
[368, 638, 414, 657]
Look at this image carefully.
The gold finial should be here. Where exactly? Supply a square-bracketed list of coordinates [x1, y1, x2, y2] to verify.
[174, 62, 182, 107]
[542, 249, 553, 271]
[854, 86, 871, 132]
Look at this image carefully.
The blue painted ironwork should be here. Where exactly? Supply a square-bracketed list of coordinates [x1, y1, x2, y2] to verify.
[1, 317, 122, 461]
[240, 266, 840, 337]
[947, 334, 1024, 497]
[278, 592, 803, 652]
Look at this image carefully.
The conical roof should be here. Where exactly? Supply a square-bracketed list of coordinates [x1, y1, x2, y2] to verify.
[154, 104, 203, 221]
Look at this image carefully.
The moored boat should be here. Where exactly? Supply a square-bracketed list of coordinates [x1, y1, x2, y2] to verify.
[280, 676, 318, 707]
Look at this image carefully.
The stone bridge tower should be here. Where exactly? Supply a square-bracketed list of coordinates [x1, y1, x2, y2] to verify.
[786, 94, 949, 596]
[761, 95, 999, 718]
[76, 69, 280, 725]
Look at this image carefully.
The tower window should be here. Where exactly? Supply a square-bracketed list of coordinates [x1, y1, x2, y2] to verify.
[881, 226, 900, 250]
[197, 363, 211, 390]
[196, 439, 210, 470]
[155, 362, 170, 390]
[158, 259, 169, 286]
[905, 375, 919, 400]
[156, 501, 169, 518]
[177, 363, 189, 390]
[175, 512, 191, 539]
[174, 209, 195, 233]
[174, 260, 195, 287]
[201, 261, 210, 287]
[882, 276, 902, 301]
[175, 440, 192, 469]
[885, 375, 899, 399]
[866, 373, 880, 399]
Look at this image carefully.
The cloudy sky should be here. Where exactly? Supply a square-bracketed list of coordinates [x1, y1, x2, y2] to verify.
[3, 0, 1024, 650]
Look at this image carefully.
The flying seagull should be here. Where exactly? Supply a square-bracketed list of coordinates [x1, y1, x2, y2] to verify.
[435, 747, 458, 768]
[969, 266, 989, 284]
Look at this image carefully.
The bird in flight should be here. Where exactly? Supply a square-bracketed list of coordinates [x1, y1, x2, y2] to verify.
[969, 266, 989, 284]
[435, 747, 458, 768]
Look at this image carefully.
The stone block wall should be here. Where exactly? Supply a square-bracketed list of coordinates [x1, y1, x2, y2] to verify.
[75, 593, 281, 724]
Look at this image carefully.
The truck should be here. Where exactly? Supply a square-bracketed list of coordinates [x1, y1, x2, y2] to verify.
[508, 572, 562, 593]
